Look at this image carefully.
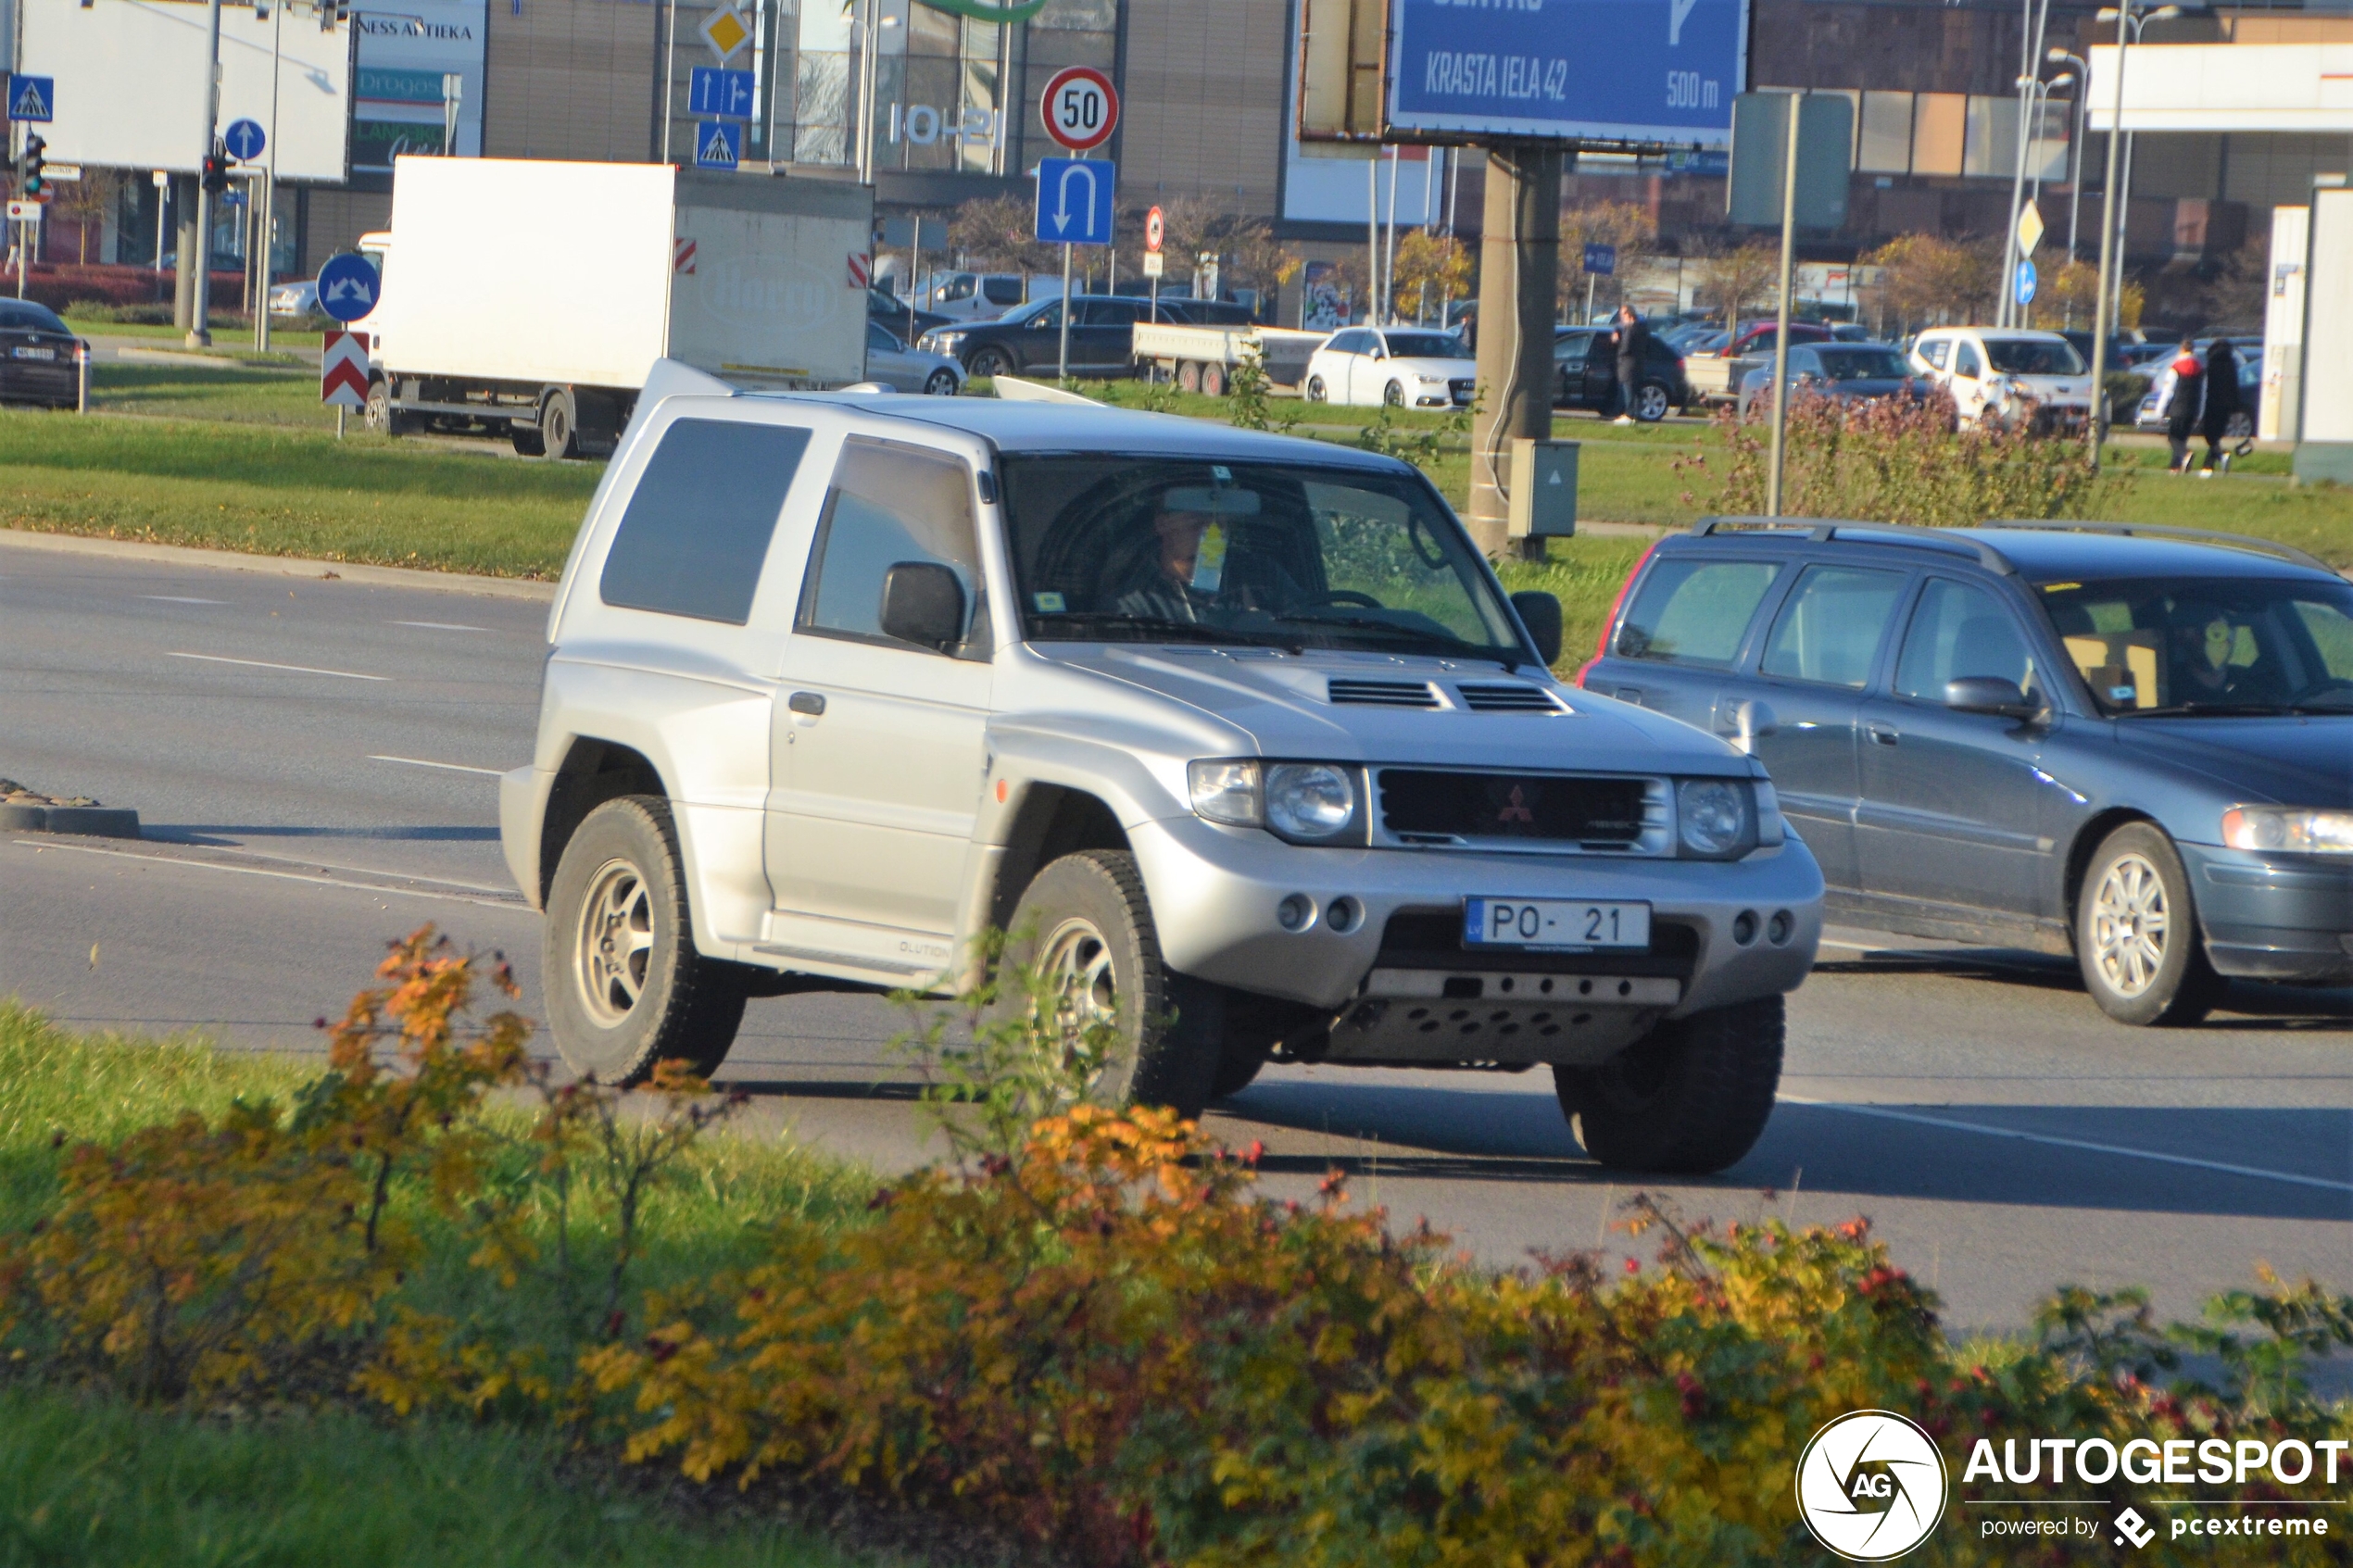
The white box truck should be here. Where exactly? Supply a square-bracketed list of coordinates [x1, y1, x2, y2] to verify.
[358, 157, 873, 458]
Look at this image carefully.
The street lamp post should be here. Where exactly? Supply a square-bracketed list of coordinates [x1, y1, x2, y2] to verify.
[2047, 49, 2091, 265]
[2085, 1, 2183, 469]
[189, 0, 224, 347]
[1999, 0, 2054, 327]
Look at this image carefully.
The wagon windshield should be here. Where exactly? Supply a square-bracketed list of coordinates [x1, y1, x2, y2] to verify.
[998, 456, 1527, 663]
[2039, 577, 2353, 716]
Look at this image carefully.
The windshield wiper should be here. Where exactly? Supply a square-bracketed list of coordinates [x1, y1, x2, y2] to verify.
[1270, 612, 1520, 669]
[1028, 612, 1302, 652]
[2119, 703, 2302, 718]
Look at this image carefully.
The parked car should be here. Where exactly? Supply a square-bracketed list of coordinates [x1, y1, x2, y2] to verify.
[1907, 328, 2095, 430]
[869, 286, 952, 340]
[920, 294, 1176, 380]
[912, 270, 1056, 321]
[2133, 339, 2262, 436]
[499, 358, 1825, 1172]
[1553, 326, 1690, 420]
[862, 321, 963, 395]
[0, 300, 84, 408]
[1735, 343, 1929, 420]
[1682, 321, 1838, 404]
[1302, 327, 1477, 408]
[1660, 320, 1726, 355]
[2057, 331, 2166, 373]
[1580, 520, 2353, 1024]
[268, 278, 321, 317]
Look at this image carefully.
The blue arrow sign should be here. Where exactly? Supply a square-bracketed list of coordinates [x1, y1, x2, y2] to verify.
[2014, 257, 2038, 307]
[6, 75, 53, 123]
[687, 68, 756, 119]
[1583, 243, 1617, 277]
[1034, 157, 1114, 247]
[224, 118, 267, 162]
[694, 119, 742, 171]
[315, 253, 381, 323]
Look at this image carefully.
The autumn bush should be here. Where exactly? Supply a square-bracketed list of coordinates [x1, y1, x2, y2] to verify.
[3, 933, 2350, 1567]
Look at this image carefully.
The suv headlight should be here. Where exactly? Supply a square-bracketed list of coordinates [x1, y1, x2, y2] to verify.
[1188, 759, 1359, 843]
[2222, 807, 2353, 854]
[1676, 778, 1757, 859]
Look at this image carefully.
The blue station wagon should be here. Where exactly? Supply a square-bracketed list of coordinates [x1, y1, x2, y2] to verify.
[1580, 521, 2353, 1025]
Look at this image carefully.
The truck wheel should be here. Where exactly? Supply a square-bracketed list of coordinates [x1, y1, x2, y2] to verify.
[1176, 361, 1202, 395]
[2075, 822, 2226, 1026]
[363, 378, 406, 436]
[997, 850, 1222, 1121]
[510, 422, 545, 457]
[543, 796, 747, 1085]
[539, 388, 579, 459]
[967, 347, 1013, 381]
[1554, 996, 1784, 1173]
[1200, 362, 1227, 397]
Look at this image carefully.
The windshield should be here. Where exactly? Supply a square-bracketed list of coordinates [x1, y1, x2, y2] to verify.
[1381, 332, 1467, 359]
[1983, 337, 2086, 376]
[999, 456, 1528, 662]
[1815, 348, 1908, 380]
[2040, 577, 2353, 716]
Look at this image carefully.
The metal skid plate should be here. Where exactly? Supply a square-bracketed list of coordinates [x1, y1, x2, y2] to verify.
[1323, 969, 1681, 1066]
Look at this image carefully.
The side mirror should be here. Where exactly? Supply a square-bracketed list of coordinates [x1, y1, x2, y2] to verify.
[878, 562, 967, 652]
[1510, 590, 1563, 668]
[1945, 675, 2038, 719]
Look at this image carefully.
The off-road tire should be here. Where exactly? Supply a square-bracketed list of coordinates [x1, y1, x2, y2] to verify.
[997, 849, 1222, 1120]
[1554, 995, 1785, 1173]
[543, 796, 747, 1084]
[2075, 822, 2227, 1026]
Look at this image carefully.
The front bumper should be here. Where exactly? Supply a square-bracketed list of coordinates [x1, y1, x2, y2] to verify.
[2183, 843, 2353, 982]
[1126, 810, 1825, 1019]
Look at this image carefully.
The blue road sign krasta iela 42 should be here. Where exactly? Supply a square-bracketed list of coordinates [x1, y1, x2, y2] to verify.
[695, 120, 742, 170]
[688, 68, 756, 119]
[224, 119, 267, 162]
[1034, 157, 1114, 247]
[6, 75, 53, 123]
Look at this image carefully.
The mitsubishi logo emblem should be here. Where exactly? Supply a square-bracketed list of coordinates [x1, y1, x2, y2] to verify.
[1498, 784, 1535, 824]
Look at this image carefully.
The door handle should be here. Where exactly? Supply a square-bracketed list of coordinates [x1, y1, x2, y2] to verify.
[1614, 686, 1644, 707]
[787, 691, 826, 717]
[1867, 721, 1899, 746]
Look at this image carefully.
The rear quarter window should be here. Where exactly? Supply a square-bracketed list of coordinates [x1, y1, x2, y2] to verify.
[598, 419, 811, 625]
[1614, 558, 1783, 667]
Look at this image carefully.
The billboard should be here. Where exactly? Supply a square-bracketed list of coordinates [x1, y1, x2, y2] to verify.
[354, 0, 488, 170]
[19, 0, 354, 182]
[1387, 0, 1745, 146]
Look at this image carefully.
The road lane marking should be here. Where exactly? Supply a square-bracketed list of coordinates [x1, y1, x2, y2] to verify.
[142, 595, 228, 605]
[168, 651, 388, 681]
[1778, 1095, 2353, 1194]
[10, 838, 524, 910]
[391, 621, 487, 632]
[370, 755, 505, 777]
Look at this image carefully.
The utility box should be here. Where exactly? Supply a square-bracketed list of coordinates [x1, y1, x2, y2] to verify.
[1507, 439, 1578, 538]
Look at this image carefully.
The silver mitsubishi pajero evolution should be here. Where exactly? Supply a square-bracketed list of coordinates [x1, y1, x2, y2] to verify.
[499, 361, 1824, 1173]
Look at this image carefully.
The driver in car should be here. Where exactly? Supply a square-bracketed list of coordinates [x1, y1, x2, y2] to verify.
[2169, 606, 2272, 704]
[1114, 490, 1301, 622]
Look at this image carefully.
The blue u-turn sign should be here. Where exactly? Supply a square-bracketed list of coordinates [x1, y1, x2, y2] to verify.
[1034, 157, 1115, 247]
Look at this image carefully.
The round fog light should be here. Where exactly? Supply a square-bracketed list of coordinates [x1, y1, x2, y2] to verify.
[1767, 909, 1793, 946]
[1327, 896, 1363, 934]
[1731, 909, 1759, 946]
[1277, 893, 1317, 933]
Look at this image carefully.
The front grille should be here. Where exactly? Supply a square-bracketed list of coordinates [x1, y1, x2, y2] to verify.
[1454, 682, 1561, 713]
[1375, 909, 1700, 979]
[1328, 678, 1440, 708]
[1448, 378, 1475, 403]
[1377, 770, 1648, 845]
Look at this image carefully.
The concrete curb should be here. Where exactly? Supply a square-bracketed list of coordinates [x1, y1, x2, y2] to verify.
[0, 804, 141, 838]
[0, 527, 560, 602]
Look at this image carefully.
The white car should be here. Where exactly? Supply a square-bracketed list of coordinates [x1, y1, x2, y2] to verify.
[1906, 328, 2095, 430]
[912, 270, 1059, 322]
[1302, 328, 1477, 409]
[267, 279, 320, 317]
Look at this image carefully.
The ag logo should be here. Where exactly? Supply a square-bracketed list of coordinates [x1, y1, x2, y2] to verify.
[1795, 1410, 1949, 1561]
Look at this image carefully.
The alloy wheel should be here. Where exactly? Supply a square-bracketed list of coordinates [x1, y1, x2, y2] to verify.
[576, 857, 655, 1023]
[2090, 852, 2168, 999]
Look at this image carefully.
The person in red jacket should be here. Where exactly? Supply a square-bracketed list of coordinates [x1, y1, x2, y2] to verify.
[2162, 338, 2204, 474]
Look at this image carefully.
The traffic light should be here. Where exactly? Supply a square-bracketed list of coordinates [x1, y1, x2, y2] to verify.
[318, 0, 346, 30]
[200, 150, 229, 196]
[17, 134, 44, 201]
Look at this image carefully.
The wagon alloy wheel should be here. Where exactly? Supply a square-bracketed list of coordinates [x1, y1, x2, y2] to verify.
[576, 858, 656, 1023]
[1635, 381, 1672, 422]
[2073, 822, 2226, 1026]
[2090, 853, 2167, 1000]
[924, 367, 959, 395]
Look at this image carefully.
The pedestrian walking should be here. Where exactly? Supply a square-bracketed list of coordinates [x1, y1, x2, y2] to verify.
[2162, 337, 2204, 475]
[2198, 336, 2242, 476]
[1611, 305, 1648, 425]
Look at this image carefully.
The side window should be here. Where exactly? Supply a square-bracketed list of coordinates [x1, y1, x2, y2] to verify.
[981, 277, 1026, 307]
[599, 419, 810, 625]
[1327, 331, 1363, 356]
[1027, 302, 1063, 330]
[867, 322, 898, 353]
[799, 439, 988, 656]
[1955, 341, 1983, 379]
[1614, 558, 1783, 667]
[1760, 565, 1908, 688]
[1556, 334, 1591, 368]
[1081, 298, 1140, 327]
[1894, 579, 2037, 701]
[938, 274, 975, 302]
[1919, 337, 1951, 370]
[1789, 347, 1820, 376]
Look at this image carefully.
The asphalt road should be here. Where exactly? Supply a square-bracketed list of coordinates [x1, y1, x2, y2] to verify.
[3, 533, 2347, 1335]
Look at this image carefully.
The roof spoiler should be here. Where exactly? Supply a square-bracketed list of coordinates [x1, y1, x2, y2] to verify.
[991, 374, 1103, 407]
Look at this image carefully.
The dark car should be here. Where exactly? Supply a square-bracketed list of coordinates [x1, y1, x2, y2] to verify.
[1554, 326, 1690, 420]
[1736, 343, 1929, 420]
[921, 293, 1197, 379]
[1579, 520, 2353, 1025]
[869, 286, 952, 339]
[0, 300, 83, 408]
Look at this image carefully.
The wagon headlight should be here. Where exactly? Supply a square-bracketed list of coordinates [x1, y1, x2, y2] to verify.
[2221, 807, 2353, 855]
[1676, 778, 1756, 859]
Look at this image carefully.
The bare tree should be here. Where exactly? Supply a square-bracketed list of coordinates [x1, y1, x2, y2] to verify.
[1691, 240, 1780, 336]
[947, 194, 1061, 280]
[1556, 201, 1656, 320]
[51, 168, 123, 267]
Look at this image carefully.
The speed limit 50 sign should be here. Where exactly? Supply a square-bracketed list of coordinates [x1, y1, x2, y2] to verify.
[1040, 65, 1117, 152]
